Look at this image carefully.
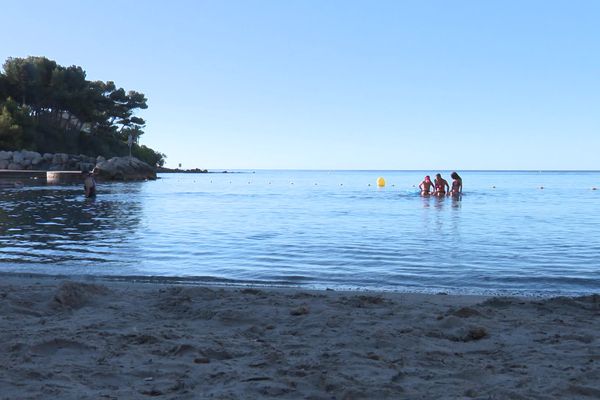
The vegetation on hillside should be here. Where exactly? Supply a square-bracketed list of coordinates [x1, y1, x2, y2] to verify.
[0, 56, 165, 167]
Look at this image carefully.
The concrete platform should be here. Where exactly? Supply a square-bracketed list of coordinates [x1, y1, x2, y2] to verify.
[0, 170, 47, 180]
[0, 170, 84, 184]
[46, 171, 84, 184]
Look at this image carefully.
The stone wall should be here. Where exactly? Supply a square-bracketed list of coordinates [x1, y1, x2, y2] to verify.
[0, 150, 105, 172]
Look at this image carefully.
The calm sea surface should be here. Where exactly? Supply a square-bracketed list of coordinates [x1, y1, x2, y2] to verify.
[1, 170, 599, 295]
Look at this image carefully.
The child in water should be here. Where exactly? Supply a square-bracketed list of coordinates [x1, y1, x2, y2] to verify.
[450, 171, 462, 196]
[419, 175, 434, 195]
[434, 173, 449, 196]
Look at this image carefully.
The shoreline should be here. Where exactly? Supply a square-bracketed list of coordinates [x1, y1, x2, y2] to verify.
[0, 271, 593, 298]
[1, 274, 598, 399]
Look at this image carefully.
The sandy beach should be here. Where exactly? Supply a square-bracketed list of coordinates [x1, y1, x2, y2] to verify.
[0, 274, 598, 399]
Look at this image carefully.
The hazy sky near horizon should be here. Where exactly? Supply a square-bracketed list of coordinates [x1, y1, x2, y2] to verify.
[2, 0, 599, 170]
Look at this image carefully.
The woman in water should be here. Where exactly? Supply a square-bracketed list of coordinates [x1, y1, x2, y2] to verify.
[419, 175, 434, 195]
[434, 173, 449, 196]
[450, 171, 462, 196]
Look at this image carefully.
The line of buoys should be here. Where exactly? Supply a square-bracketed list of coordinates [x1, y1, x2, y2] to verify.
[188, 178, 600, 192]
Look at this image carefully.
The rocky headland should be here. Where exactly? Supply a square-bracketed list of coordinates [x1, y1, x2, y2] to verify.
[0, 150, 156, 181]
[0, 150, 101, 172]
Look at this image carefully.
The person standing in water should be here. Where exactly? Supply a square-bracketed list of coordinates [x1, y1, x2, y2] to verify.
[419, 175, 435, 195]
[450, 171, 462, 196]
[83, 170, 97, 198]
[434, 173, 449, 196]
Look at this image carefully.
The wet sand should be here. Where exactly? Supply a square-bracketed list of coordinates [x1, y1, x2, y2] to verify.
[0, 274, 598, 399]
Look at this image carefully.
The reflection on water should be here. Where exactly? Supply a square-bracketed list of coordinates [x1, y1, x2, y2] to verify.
[1, 170, 599, 295]
[0, 183, 143, 271]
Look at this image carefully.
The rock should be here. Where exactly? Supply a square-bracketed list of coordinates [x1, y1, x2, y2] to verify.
[80, 162, 95, 172]
[52, 153, 69, 164]
[43, 153, 53, 161]
[0, 160, 8, 169]
[0, 151, 12, 160]
[31, 155, 43, 165]
[65, 157, 78, 169]
[12, 151, 24, 164]
[23, 150, 41, 160]
[7, 163, 22, 170]
[94, 156, 156, 181]
[96, 155, 106, 164]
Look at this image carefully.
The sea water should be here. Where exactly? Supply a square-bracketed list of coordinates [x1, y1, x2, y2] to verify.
[0, 171, 598, 295]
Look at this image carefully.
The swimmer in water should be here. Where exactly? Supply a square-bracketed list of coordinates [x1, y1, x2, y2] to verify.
[83, 171, 96, 198]
[450, 171, 462, 196]
[434, 173, 449, 196]
[419, 175, 434, 195]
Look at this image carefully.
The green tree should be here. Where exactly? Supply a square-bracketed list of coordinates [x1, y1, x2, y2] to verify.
[0, 74, 7, 102]
[0, 100, 25, 149]
[0, 56, 164, 164]
[133, 144, 166, 167]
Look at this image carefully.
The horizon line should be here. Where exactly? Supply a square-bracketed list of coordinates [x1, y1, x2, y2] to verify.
[169, 168, 600, 173]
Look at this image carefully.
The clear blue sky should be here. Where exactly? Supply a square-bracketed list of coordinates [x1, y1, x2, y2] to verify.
[2, 0, 599, 170]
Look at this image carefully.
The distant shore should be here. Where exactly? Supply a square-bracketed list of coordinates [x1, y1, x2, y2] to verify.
[1, 273, 598, 399]
[157, 167, 242, 174]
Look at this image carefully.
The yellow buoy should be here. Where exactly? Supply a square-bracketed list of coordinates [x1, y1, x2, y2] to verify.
[376, 177, 386, 187]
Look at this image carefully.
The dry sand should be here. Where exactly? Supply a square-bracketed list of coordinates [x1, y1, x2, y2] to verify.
[0, 274, 598, 399]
